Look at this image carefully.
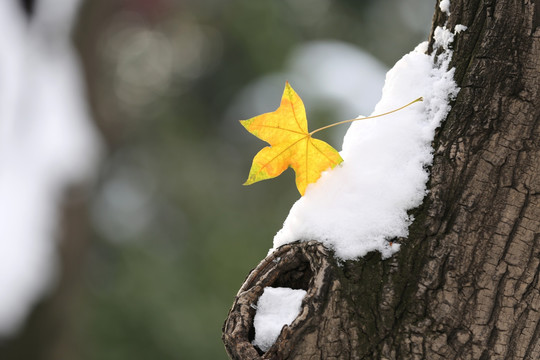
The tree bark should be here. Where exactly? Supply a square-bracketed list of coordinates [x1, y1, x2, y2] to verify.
[223, 0, 540, 359]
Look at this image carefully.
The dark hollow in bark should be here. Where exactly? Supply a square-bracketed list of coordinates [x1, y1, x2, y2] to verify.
[223, 241, 354, 359]
[224, 241, 402, 359]
[224, 0, 540, 359]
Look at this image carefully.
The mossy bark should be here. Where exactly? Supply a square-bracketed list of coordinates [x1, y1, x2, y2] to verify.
[223, 0, 540, 358]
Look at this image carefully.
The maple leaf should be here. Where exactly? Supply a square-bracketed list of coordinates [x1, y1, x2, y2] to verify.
[241, 82, 343, 196]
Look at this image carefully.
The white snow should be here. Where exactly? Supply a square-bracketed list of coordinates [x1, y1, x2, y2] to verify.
[439, 0, 451, 15]
[434, 26, 455, 50]
[0, 0, 100, 336]
[454, 24, 468, 33]
[273, 25, 460, 260]
[252, 287, 307, 352]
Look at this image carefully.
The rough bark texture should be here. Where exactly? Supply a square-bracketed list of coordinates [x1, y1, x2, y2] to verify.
[223, 0, 540, 358]
[223, 241, 364, 359]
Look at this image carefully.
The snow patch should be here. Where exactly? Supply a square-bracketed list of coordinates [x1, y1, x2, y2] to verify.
[439, 0, 451, 15]
[454, 24, 468, 33]
[252, 287, 306, 352]
[273, 25, 460, 260]
[434, 26, 455, 50]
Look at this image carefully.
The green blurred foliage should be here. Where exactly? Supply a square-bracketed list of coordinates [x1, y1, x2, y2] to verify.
[73, 0, 432, 358]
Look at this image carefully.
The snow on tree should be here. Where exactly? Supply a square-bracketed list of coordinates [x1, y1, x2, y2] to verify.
[223, 0, 540, 358]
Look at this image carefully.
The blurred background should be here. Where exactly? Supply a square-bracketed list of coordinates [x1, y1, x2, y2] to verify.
[0, 0, 434, 358]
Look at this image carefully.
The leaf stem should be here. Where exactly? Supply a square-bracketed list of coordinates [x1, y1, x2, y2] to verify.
[309, 97, 423, 136]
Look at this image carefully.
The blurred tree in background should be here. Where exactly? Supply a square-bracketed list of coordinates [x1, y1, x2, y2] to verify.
[1, 0, 433, 359]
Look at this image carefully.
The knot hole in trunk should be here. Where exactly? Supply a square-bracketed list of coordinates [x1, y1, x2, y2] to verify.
[223, 241, 334, 359]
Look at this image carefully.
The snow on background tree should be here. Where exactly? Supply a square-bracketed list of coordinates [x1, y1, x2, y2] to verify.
[0, 0, 100, 336]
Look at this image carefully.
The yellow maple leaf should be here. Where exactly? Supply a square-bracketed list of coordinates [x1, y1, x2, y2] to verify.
[241, 82, 343, 196]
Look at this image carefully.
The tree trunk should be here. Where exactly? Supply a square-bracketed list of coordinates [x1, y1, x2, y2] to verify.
[0, 187, 92, 360]
[223, 0, 540, 358]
